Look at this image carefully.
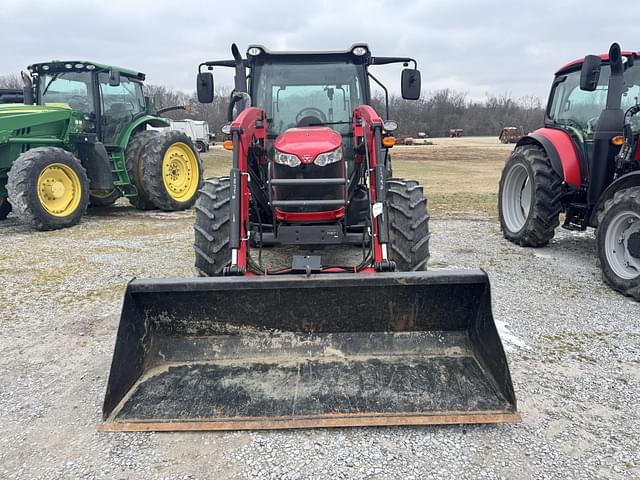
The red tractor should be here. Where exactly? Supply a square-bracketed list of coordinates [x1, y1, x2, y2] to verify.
[98, 44, 519, 432]
[193, 44, 430, 275]
[499, 43, 640, 300]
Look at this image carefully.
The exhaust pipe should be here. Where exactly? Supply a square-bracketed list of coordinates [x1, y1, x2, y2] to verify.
[588, 43, 625, 208]
[20, 71, 33, 105]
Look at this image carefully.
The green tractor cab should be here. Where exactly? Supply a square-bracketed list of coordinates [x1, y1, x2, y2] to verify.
[0, 61, 202, 230]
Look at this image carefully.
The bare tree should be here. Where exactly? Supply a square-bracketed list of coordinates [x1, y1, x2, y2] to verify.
[0, 74, 22, 89]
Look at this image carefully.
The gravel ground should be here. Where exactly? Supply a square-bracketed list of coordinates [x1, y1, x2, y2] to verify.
[1, 203, 639, 479]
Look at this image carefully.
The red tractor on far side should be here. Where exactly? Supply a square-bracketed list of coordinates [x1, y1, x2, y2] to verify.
[499, 43, 640, 300]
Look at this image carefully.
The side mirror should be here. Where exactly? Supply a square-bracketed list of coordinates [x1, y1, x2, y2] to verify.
[401, 69, 421, 100]
[108, 70, 121, 87]
[197, 72, 214, 103]
[580, 55, 602, 92]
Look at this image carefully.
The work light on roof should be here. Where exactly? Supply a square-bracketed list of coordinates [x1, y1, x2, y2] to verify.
[75, 63, 85, 69]
[64, 63, 73, 69]
[86, 64, 95, 70]
[42, 65, 49, 71]
[352, 46, 368, 56]
[248, 47, 262, 56]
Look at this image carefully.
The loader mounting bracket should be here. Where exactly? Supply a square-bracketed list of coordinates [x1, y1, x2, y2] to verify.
[374, 259, 396, 272]
[222, 265, 246, 276]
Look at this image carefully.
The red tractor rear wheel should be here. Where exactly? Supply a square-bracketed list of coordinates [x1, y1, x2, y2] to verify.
[498, 144, 563, 247]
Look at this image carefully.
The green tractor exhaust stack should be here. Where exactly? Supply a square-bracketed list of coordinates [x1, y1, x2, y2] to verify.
[0, 61, 202, 230]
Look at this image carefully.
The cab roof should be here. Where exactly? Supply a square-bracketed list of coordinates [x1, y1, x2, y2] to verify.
[555, 50, 640, 75]
[28, 61, 145, 80]
[245, 44, 372, 63]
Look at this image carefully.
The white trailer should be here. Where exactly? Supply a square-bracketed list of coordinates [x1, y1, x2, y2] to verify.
[149, 119, 211, 152]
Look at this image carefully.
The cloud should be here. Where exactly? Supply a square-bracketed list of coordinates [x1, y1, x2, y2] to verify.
[1, 0, 637, 100]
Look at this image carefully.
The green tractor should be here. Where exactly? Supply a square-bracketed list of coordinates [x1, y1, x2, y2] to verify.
[0, 61, 203, 230]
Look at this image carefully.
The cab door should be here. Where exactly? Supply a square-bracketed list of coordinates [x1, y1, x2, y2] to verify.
[97, 73, 146, 145]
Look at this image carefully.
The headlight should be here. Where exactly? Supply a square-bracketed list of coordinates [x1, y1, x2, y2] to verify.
[383, 120, 398, 132]
[274, 150, 301, 167]
[314, 147, 342, 167]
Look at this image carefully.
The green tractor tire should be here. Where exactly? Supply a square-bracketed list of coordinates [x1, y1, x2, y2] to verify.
[0, 197, 11, 220]
[7, 147, 90, 231]
[142, 131, 203, 211]
[89, 189, 121, 207]
[125, 130, 159, 210]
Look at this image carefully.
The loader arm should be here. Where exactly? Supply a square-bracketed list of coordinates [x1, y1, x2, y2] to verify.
[352, 105, 392, 270]
[227, 106, 268, 274]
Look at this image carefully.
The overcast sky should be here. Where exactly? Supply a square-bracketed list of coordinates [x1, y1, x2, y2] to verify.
[2, 0, 637, 102]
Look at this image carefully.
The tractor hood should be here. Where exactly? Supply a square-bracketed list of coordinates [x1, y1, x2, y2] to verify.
[0, 104, 72, 117]
[274, 127, 341, 164]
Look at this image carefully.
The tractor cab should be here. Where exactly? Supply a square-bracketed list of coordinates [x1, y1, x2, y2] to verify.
[26, 61, 149, 146]
[197, 44, 421, 246]
[545, 51, 640, 178]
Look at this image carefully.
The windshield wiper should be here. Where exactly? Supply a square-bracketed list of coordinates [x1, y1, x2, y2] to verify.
[42, 73, 60, 97]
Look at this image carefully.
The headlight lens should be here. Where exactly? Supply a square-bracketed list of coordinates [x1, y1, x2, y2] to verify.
[274, 150, 301, 167]
[314, 147, 342, 167]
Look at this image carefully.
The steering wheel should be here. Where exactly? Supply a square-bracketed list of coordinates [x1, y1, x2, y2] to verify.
[586, 116, 600, 133]
[67, 95, 90, 110]
[295, 107, 327, 126]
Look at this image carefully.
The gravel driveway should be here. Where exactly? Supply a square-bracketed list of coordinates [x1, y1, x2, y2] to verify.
[0, 204, 638, 479]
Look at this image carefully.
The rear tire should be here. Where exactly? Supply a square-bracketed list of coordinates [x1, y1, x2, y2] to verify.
[194, 177, 231, 276]
[386, 178, 430, 271]
[0, 197, 11, 220]
[596, 187, 640, 301]
[125, 130, 158, 210]
[89, 189, 120, 207]
[7, 147, 89, 230]
[498, 144, 563, 247]
[142, 131, 202, 211]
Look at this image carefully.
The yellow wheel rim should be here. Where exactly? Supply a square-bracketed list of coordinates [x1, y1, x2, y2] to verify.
[37, 163, 82, 217]
[162, 142, 199, 202]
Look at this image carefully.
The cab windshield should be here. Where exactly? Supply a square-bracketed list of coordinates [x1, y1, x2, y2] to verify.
[39, 71, 95, 113]
[548, 62, 640, 134]
[252, 61, 365, 136]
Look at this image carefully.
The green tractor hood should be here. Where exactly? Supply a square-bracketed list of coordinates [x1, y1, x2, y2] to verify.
[0, 104, 79, 143]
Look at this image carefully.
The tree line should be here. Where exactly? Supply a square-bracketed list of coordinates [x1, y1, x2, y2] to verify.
[1, 73, 545, 137]
[151, 86, 545, 138]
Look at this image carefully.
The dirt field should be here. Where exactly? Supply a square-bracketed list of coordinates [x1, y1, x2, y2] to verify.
[1, 137, 638, 479]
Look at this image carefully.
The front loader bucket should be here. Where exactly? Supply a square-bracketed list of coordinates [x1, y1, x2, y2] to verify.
[100, 270, 520, 431]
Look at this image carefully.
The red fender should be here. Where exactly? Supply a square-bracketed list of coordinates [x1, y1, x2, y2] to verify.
[521, 128, 583, 187]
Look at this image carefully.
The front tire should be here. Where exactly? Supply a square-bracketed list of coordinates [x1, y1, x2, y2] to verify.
[194, 177, 231, 276]
[7, 147, 89, 230]
[597, 187, 640, 301]
[498, 144, 563, 247]
[142, 131, 202, 211]
[387, 178, 430, 271]
[0, 197, 11, 220]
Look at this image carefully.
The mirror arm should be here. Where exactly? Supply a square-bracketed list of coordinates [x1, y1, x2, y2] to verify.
[367, 72, 389, 120]
[371, 57, 417, 69]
